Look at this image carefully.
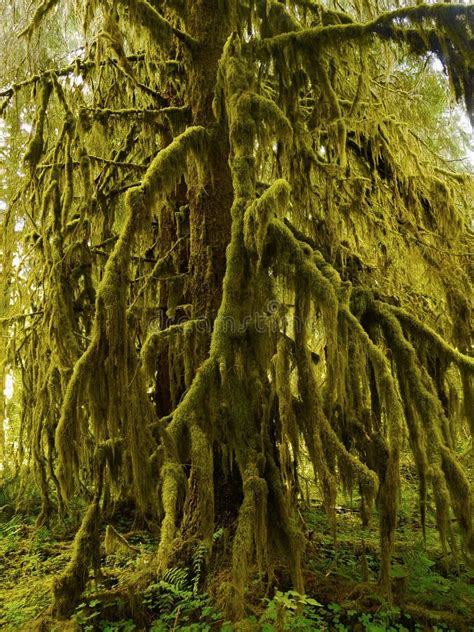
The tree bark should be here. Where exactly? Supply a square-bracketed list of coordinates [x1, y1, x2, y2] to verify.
[186, 1, 235, 325]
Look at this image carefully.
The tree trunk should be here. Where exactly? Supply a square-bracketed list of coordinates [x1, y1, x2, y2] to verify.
[186, 1, 235, 324]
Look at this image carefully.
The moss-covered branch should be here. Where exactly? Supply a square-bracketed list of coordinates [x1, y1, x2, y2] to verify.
[19, 0, 60, 37]
[388, 304, 474, 373]
[120, 0, 198, 49]
[0, 55, 168, 108]
[255, 3, 473, 116]
[38, 155, 148, 171]
[231, 458, 268, 619]
[55, 126, 208, 503]
[81, 105, 189, 121]
[141, 319, 201, 378]
[257, 4, 474, 51]
[370, 300, 473, 559]
[244, 179, 291, 262]
[23, 77, 52, 169]
[52, 499, 101, 618]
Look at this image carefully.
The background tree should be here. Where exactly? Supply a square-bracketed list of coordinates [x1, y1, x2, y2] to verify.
[0, 0, 473, 622]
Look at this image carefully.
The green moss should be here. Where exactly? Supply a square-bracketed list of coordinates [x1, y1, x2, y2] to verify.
[231, 459, 268, 619]
[6, 0, 474, 620]
[19, 0, 60, 37]
[390, 305, 474, 374]
[371, 300, 473, 562]
[157, 462, 187, 571]
[244, 179, 291, 264]
[56, 126, 207, 507]
[52, 500, 101, 618]
[23, 78, 52, 169]
[121, 0, 197, 49]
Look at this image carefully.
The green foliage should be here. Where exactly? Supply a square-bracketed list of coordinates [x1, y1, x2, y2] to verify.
[145, 566, 223, 631]
[74, 600, 103, 630]
[392, 549, 474, 615]
[393, 56, 473, 162]
[192, 541, 208, 595]
[30, 524, 54, 557]
[1, 509, 472, 631]
[101, 622, 136, 632]
[0, 597, 39, 631]
[74, 597, 136, 632]
[0, 515, 65, 629]
[258, 590, 325, 631]
[238, 592, 423, 632]
[0, 515, 25, 555]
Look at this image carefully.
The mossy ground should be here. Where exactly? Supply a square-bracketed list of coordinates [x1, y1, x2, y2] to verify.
[1, 463, 472, 632]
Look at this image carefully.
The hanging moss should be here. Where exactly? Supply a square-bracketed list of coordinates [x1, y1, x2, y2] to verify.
[19, 0, 61, 37]
[120, 0, 197, 49]
[389, 304, 474, 374]
[55, 126, 208, 506]
[370, 300, 473, 561]
[156, 462, 187, 571]
[244, 179, 291, 264]
[23, 77, 52, 169]
[52, 499, 101, 618]
[256, 4, 474, 118]
[460, 368, 474, 437]
[230, 458, 268, 619]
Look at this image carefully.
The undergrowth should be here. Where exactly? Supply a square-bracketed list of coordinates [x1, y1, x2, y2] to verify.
[0, 474, 473, 631]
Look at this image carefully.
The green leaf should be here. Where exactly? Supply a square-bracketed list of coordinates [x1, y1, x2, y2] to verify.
[304, 597, 323, 607]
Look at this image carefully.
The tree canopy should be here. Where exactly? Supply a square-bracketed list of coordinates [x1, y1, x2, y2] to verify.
[0, 0, 473, 626]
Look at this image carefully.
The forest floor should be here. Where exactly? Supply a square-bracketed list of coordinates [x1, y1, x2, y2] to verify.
[1, 466, 473, 632]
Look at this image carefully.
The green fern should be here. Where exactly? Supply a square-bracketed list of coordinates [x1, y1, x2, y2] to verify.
[212, 527, 224, 542]
[192, 542, 208, 594]
[162, 566, 191, 591]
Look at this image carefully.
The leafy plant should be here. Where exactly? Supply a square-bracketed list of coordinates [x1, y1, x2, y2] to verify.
[74, 599, 103, 631]
[145, 564, 223, 630]
[257, 590, 325, 631]
[192, 542, 208, 595]
[391, 549, 471, 613]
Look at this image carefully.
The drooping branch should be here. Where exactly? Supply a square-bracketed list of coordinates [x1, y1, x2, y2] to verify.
[81, 105, 190, 122]
[255, 3, 473, 118]
[369, 300, 473, 560]
[257, 4, 473, 51]
[55, 126, 208, 503]
[0, 55, 169, 109]
[387, 304, 474, 373]
[3, 0, 473, 622]
[19, 0, 61, 38]
[120, 0, 198, 50]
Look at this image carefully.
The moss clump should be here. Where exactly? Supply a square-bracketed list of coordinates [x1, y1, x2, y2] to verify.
[244, 179, 291, 264]
[157, 462, 187, 571]
[55, 126, 208, 508]
[123, 0, 197, 49]
[23, 77, 52, 169]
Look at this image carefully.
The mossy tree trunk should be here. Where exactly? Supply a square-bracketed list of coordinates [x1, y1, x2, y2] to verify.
[186, 1, 235, 322]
